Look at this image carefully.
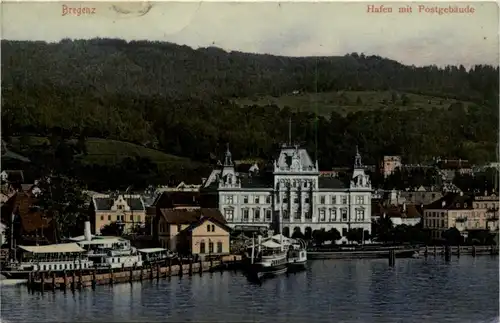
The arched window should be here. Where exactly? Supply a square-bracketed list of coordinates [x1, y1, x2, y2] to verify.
[200, 241, 206, 254]
[217, 241, 223, 253]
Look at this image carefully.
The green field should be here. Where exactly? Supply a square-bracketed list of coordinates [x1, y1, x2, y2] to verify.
[10, 137, 195, 168]
[234, 91, 472, 117]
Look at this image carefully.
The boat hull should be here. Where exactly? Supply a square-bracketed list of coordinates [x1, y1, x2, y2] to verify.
[287, 259, 307, 273]
[247, 263, 288, 280]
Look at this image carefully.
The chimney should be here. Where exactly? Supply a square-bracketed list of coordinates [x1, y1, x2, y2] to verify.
[460, 191, 463, 196]
[84, 221, 92, 241]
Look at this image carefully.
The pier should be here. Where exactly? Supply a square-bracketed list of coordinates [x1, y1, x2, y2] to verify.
[420, 245, 499, 256]
[27, 255, 241, 292]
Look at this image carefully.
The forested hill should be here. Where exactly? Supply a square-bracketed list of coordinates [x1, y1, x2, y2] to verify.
[1, 38, 499, 183]
[2, 38, 498, 101]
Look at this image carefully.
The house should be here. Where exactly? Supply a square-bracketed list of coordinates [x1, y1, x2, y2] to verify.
[372, 202, 421, 226]
[201, 144, 373, 239]
[423, 192, 499, 240]
[90, 193, 146, 234]
[399, 186, 443, 206]
[156, 208, 230, 256]
[380, 156, 402, 178]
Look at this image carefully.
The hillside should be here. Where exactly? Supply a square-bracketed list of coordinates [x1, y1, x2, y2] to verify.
[234, 90, 474, 117]
[1, 39, 498, 190]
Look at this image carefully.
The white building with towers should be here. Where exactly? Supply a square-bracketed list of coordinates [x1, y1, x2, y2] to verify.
[201, 142, 373, 239]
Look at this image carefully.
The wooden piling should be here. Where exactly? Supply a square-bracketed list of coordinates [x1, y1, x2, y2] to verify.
[388, 250, 396, 267]
[78, 270, 83, 289]
[140, 267, 143, 281]
[168, 259, 172, 277]
[71, 271, 76, 290]
[92, 270, 96, 290]
[63, 270, 68, 291]
[110, 268, 114, 285]
[199, 260, 203, 275]
[424, 246, 428, 257]
[209, 258, 213, 272]
[220, 258, 224, 273]
[189, 258, 193, 276]
[156, 264, 160, 281]
[52, 272, 56, 291]
[433, 246, 437, 256]
[472, 246, 477, 257]
[490, 245, 494, 255]
[179, 260, 183, 277]
[27, 272, 32, 291]
[129, 268, 133, 283]
[149, 264, 153, 280]
[457, 245, 461, 258]
[40, 273, 45, 293]
[444, 245, 451, 261]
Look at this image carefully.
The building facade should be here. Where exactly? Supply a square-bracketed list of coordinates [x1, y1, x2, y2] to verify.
[423, 192, 499, 239]
[90, 194, 146, 234]
[202, 145, 373, 238]
[380, 156, 402, 178]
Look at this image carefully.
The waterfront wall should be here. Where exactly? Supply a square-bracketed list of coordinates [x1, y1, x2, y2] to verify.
[29, 255, 242, 293]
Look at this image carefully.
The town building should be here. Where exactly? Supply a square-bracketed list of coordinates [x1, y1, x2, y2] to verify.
[201, 144, 373, 239]
[156, 208, 230, 256]
[380, 156, 402, 178]
[90, 193, 146, 234]
[422, 192, 499, 240]
[372, 202, 421, 226]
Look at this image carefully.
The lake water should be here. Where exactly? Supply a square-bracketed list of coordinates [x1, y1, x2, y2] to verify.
[1, 256, 498, 323]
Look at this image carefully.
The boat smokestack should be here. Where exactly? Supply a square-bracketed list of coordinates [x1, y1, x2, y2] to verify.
[84, 221, 92, 241]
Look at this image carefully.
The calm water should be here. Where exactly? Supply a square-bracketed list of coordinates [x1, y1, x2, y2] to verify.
[1, 256, 499, 323]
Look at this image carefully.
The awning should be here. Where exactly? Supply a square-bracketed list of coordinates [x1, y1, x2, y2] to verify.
[260, 240, 283, 249]
[19, 243, 85, 254]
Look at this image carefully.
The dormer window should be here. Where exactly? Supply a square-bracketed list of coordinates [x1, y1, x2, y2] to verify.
[117, 205, 123, 210]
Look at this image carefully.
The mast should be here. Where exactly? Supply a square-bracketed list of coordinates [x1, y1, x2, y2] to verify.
[288, 117, 292, 146]
[251, 234, 255, 264]
[279, 204, 284, 252]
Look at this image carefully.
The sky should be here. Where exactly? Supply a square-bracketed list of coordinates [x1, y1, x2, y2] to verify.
[1, 1, 498, 67]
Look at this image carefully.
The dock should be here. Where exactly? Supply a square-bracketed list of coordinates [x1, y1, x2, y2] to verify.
[28, 255, 242, 292]
[420, 245, 499, 256]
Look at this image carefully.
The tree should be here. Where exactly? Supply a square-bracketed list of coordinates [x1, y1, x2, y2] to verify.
[291, 230, 305, 240]
[34, 175, 89, 242]
[442, 227, 463, 245]
[372, 216, 394, 243]
[401, 94, 410, 106]
[101, 221, 125, 236]
[312, 229, 327, 245]
[356, 96, 363, 105]
[325, 228, 341, 242]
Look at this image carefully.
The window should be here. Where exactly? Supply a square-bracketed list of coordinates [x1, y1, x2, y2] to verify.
[226, 196, 234, 204]
[283, 197, 288, 203]
[207, 224, 211, 232]
[305, 198, 310, 204]
[356, 196, 364, 205]
[243, 196, 249, 204]
[320, 196, 325, 204]
[209, 241, 214, 253]
[283, 210, 289, 219]
[330, 209, 337, 221]
[319, 209, 326, 221]
[265, 209, 272, 221]
[294, 211, 301, 220]
[332, 196, 337, 204]
[217, 242, 223, 253]
[356, 209, 365, 221]
[108, 215, 111, 221]
[341, 209, 348, 221]
[342, 196, 347, 204]
[200, 242, 206, 254]
[342, 228, 348, 236]
[294, 197, 299, 203]
[266, 196, 271, 204]
[177, 224, 182, 232]
[224, 209, 234, 221]
[118, 205, 123, 210]
[255, 197, 260, 204]
[243, 209, 249, 221]
[130, 214, 134, 221]
[100, 215, 104, 221]
[305, 211, 312, 220]
[211, 225, 215, 232]
[255, 209, 261, 220]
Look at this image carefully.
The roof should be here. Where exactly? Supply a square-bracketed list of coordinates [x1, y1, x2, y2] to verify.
[159, 208, 227, 226]
[19, 243, 84, 253]
[153, 191, 200, 208]
[239, 175, 273, 189]
[425, 193, 475, 210]
[1, 170, 25, 183]
[372, 202, 421, 219]
[93, 195, 145, 211]
[137, 248, 167, 253]
[12, 192, 53, 233]
[181, 216, 232, 234]
[275, 146, 316, 172]
[318, 177, 346, 189]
